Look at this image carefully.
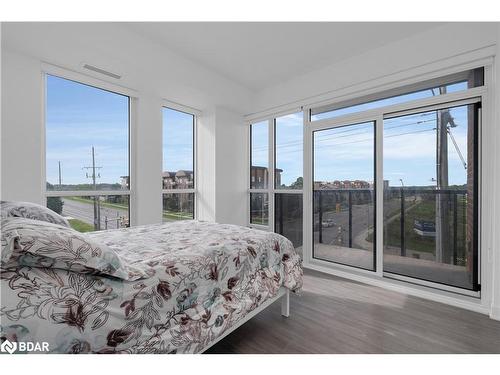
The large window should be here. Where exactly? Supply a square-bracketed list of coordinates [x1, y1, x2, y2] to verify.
[275, 113, 303, 189]
[247, 67, 484, 295]
[304, 66, 483, 294]
[250, 192, 269, 226]
[250, 120, 269, 190]
[249, 113, 303, 252]
[249, 120, 269, 225]
[310, 68, 483, 121]
[162, 107, 195, 222]
[45, 74, 130, 232]
[312, 122, 375, 270]
[274, 113, 303, 249]
[275, 193, 302, 248]
[383, 103, 479, 290]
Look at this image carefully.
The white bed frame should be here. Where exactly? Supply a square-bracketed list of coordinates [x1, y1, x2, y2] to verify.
[200, 288, 290, 353]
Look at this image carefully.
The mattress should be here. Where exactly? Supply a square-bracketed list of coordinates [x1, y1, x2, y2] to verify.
[0, 220, 302, 353]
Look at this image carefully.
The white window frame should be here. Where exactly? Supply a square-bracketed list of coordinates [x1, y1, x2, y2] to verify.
[248, 114, 304, 236]
[41, 64, 137, 226]
[161, 100, 200, 221]
[303, 63, 491, 310]
[248, 118, 273, 231]
[247, 56, 495, 316]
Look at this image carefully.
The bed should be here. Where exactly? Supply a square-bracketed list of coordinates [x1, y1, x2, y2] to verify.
[0, 210, 302, 354]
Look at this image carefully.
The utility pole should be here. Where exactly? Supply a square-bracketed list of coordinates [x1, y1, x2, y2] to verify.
[58, 161, 62, 187]
[399, 178, 406, 256]
[83, 146, 103, 230]
[436, 87, 451, 264]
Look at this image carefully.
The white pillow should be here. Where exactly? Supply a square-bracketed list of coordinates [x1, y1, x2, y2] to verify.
[0, 200, 70, 227]
[0, 217, 149, 281]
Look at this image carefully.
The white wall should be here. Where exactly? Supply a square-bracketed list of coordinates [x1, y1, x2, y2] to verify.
[213, 107, 248, 226]
[1, 50, 43, 203]
[251, 23, 497, 115]
[490, 24, 500, 320]
[1, 22, 499, 317]
[196, 106, 248, 226]
[197, 109, 217, 222]
[2, 23, 253, 114]
[248, 22, 500, 320]
[0, 23, 251, 224]
[131, 94, 163, 226]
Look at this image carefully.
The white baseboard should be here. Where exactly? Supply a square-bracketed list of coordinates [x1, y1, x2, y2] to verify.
[303, 262, 490, 316]
[489, 305, 500, 321]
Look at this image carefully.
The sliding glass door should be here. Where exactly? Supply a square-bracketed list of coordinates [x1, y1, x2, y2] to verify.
[309, 102, 480, 290]
[383, 103, 479, 290]
[312, 121, 376, 270]
[306, 68, 483, 294]
[250, 67, 484, 295]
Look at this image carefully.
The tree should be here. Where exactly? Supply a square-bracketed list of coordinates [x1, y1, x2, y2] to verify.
[164, 194, 180, 212]
[290, 177, 303, 189]
[47, 196, 64, 214]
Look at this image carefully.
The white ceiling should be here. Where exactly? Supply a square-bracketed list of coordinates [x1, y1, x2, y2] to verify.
[125, 22, 444, 91]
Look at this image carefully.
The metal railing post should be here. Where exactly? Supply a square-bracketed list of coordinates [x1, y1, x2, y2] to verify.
[348, 190, 353, 248]
[453, 192, 458, 265]
[278, 194, 284, 234]
[400, 188, 406, 257]
[318, 191, 323, 244]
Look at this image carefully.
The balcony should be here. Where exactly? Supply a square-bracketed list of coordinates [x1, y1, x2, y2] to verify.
[311, 187, 476, 291]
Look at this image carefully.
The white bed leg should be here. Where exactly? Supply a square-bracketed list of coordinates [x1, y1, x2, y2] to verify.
[281, 289, 290, 318]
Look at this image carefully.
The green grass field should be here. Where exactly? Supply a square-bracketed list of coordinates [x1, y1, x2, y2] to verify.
[162, 211, 193, 221]
[69, 218, 95, 232]
[66, 196, 129, 211]
[249, 216, 268, 225]
[384, 199, 436, 253]
[380, 197, 467, 257]
[67, 196, 193, 221]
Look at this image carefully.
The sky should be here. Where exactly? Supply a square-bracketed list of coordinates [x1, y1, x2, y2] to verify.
[275, 113, 303, 188]
[251, 113, 304, 189]
[252, 82, 472, 188]
[47, 74, 471, 190]
[162, 108, 194, 176]
[46, 75, 129, 187]
[46, 75, 194, 188]
[383, 105, 469, 187]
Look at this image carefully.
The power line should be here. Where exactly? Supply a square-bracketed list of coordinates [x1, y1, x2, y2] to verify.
[252, 114, 437, 152]
[252, 114, 466, 158]
[260, 122, 438, 155]
[273, 128, 437, 157]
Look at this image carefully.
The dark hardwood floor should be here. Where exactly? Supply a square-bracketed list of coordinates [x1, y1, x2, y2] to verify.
[206, 269, 500, 353]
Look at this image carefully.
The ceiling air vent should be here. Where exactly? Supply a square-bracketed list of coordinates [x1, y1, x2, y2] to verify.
[82, 64, 122, 79]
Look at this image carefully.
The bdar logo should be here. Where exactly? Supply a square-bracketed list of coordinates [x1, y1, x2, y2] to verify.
[1, 339, 17, 354]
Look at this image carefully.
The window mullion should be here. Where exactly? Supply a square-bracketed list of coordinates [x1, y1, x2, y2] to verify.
[269, 118, 275, 232]
[375, 115, 384, 276]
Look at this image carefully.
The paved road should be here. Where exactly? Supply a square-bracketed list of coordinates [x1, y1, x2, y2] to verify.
[276, 200, 398, 251]
[62, 198, 128, 230]
[308, 198, 403, 250]
[313, 203, 375, 249]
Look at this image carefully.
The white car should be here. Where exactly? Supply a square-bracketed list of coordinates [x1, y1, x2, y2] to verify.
[322, 219, 335, 228]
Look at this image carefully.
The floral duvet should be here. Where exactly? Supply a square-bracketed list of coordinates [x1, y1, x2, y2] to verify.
[0, 220, 302, 353]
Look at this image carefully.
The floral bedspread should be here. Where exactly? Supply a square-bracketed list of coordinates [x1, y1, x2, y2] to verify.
[0, 221, 302, 353]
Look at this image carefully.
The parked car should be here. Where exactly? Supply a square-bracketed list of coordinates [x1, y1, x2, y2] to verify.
[322, 219, 336, 228]
[413, 219, 436, 237]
